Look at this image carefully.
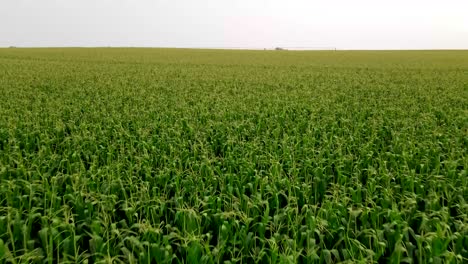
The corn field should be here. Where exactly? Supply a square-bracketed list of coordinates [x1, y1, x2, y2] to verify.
[0, 48, 467, 263]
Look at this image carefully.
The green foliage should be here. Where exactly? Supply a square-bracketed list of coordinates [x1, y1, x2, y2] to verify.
[0, 48, 467, 263]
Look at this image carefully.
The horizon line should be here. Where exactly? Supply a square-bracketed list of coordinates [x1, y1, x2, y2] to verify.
[1, 46, 468, 51]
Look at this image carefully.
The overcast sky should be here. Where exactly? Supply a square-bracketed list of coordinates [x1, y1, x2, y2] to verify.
[1, 0, 467, 49]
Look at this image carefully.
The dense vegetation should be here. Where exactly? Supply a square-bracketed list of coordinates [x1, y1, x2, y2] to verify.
[0, 48, 467, 263]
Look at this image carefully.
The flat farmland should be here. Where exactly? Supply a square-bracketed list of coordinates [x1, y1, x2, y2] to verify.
[0, 48, 467, 263]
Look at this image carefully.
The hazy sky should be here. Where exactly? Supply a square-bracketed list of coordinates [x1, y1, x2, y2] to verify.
[1, 0, 467, 49]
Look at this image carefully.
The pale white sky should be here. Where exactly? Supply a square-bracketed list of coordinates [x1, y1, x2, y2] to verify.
[1, 0, 467, 49]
